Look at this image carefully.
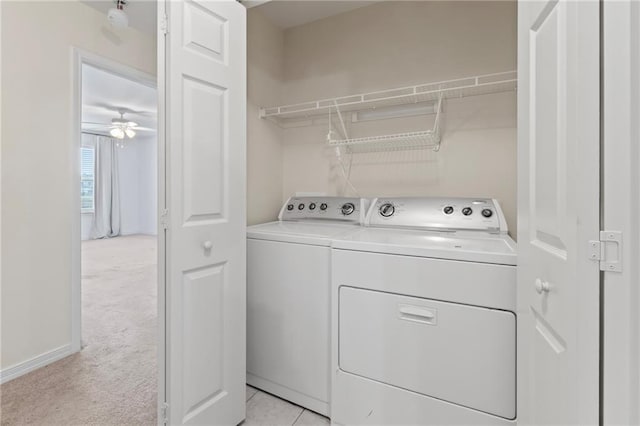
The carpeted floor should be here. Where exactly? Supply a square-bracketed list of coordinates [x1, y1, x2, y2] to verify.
[0, 235, 158, 425]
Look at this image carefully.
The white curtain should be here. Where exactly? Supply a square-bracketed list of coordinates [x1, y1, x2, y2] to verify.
[90, 136, 121, 239]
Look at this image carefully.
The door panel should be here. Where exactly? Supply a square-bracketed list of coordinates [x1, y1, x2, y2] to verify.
[183, 2, 228, 62]
[182, 77, 226, 222]
[530, 1, 568, 256]
[518, 1, 599, 425]
[182, 264, 226, 422]
[161, 1, 246, 424]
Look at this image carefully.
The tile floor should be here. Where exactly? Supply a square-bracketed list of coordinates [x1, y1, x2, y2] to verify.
[244, 385, 330, 426]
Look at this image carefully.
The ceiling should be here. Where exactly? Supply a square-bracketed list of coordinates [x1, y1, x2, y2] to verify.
[81, 0, 378, 34]
[252, 1, 379, 29]
[81, 0, 157, 35]
[82, 64, 157, 137]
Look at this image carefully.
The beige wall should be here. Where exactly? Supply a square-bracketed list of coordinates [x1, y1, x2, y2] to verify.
[1, 1, 155, 370]
[247, 9, 284, 225]
[276, 1, 518, 234]
[2, 0, 517, 374]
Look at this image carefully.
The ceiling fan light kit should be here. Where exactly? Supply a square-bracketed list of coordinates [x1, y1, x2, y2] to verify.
[109, 127, 125, 139]
[82, 109, 154, 142]
[108, 111, 138, 141]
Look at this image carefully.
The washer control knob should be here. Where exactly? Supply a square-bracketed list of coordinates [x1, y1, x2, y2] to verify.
[379, 203, 395, 217]
[320, 203, 328, 211]
[481, 208, 493, 218]
[309, 203, 316, 211]
[298, 203, 305, 210]
[341, 203, 355, 216]
[443, 206, 454, 215]
[462, 207, 473, 216]
[287, 204, 294, 211]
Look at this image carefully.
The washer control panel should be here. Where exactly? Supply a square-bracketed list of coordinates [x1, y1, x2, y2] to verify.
[279, 196, 370, 224]
[367, 197, 508, 233]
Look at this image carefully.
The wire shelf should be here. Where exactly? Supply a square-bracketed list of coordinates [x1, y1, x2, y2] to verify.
[328, 130, 441, 153]
[260, 71, 517, 122]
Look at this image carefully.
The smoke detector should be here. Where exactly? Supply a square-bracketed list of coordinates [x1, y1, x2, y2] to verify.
[108, 0, 129, 29]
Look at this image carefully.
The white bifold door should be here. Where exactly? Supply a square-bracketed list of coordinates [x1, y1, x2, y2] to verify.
[159, 0, 247, 424]
[517, 1, 600, 425]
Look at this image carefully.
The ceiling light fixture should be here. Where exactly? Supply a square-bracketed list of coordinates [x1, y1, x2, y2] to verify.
[110, 127, 125, 139]
[108, 0, 129, 29]
[109, 111, 138, 142]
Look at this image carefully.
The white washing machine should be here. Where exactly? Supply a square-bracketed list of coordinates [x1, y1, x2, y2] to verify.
[247, 196, 370, 416]
[330, 197, 517, 425]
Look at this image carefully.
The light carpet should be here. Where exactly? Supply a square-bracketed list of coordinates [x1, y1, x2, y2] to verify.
[1, 235, 157, 425]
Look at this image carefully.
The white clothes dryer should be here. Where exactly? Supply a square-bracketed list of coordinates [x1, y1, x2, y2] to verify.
[330, 197, 517, 425]
[247, 196, 370, 416]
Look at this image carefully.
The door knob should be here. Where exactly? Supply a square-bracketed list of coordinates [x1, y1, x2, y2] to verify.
[535, 278, 550, 294]
[203, 241, 213, 250]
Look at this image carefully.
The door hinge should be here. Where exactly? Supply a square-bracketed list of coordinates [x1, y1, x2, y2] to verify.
[161, 13, 169, 35]
[160, 208, 169, 230]
[161, 402, 169, 424]
[588, 231, 623, 272]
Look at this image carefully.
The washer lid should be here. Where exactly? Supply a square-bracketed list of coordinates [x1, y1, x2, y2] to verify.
[248, 221, 363, 246]
[332, 228, 517, 265]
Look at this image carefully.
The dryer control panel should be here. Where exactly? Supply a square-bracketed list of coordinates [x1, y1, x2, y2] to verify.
[279, 196, 370, 224]
[366, 197, 508, 233]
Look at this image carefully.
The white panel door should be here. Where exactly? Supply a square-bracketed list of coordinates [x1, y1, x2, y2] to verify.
[161, 1, 246, 424]
[517, 1, 599, 425]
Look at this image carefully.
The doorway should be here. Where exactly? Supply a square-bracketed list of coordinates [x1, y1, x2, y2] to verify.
[75, 52, 159, 423]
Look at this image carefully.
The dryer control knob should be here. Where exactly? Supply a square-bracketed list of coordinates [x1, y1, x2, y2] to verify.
[481, 208, 493, 218]
[443, 206, 454, 215]
[462, 207, 473, 216]
[341, 203, 355, 216]
[379, 203, 395, 217]
[320, 203, 328, 211]
[287, 204, 294, 211]
[309, 203, 317, 210]
[298, 203, 305, 210]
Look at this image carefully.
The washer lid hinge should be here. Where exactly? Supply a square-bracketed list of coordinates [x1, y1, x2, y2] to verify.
[588, 231, 622, 272]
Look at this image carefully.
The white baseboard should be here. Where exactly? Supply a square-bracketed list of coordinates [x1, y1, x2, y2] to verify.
[0, 344, 73, 384]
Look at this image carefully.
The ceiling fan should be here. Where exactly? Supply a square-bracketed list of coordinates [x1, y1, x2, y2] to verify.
[82, 109, 154, 140]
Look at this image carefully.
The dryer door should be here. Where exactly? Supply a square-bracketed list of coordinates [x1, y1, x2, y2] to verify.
[339, 286, 516, 419]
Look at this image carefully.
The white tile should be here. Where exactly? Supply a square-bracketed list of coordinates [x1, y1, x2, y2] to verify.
[244, 391, 304, 426]
[246, 385, 258, 401]
[294, 410, 330, 426]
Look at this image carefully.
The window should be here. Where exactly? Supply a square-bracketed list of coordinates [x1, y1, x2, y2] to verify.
[81, 147, 95, 212]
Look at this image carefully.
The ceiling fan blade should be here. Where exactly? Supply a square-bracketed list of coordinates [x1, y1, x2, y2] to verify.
[86, 103, 156, 116]
[81, 121, 110, 126]
[131, 126, 156, 132]
[82, 124, 115, 131]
